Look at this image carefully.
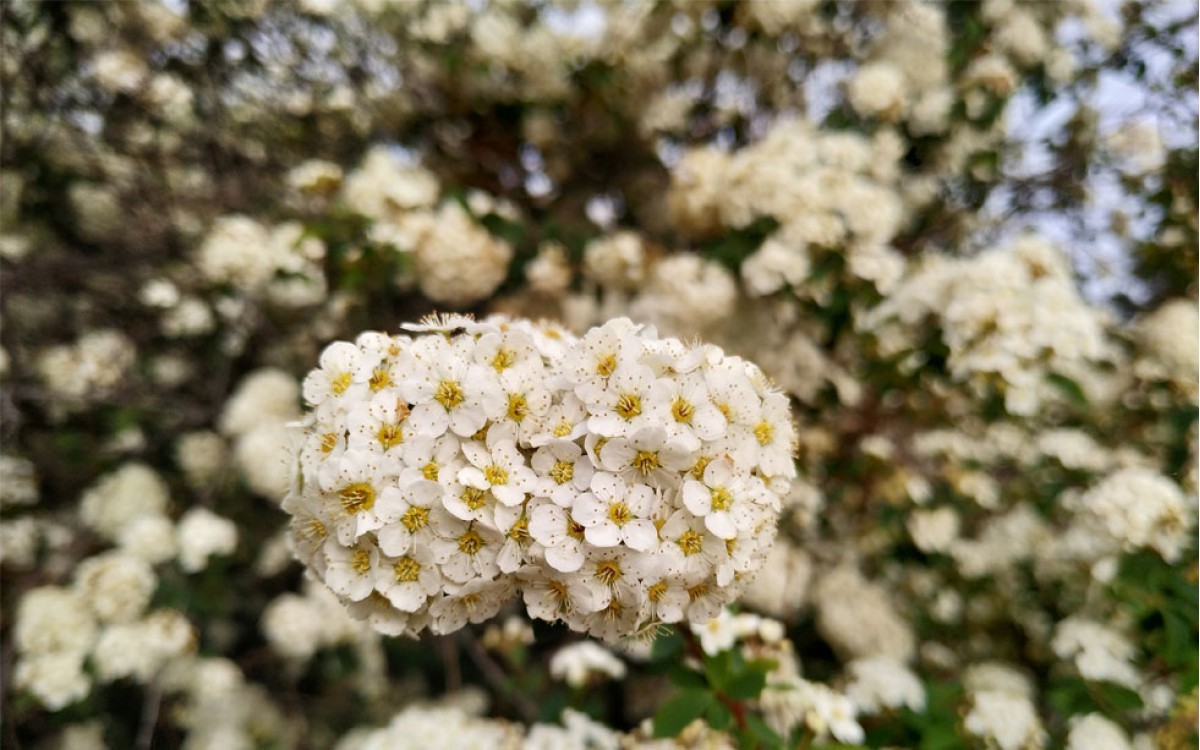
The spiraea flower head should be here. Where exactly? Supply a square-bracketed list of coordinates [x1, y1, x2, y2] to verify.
[283, 316, 796, 640]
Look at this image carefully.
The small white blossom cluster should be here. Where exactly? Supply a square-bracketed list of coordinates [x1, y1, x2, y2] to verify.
[862, 235, 1110, 415]
[284, 314, 795, 641]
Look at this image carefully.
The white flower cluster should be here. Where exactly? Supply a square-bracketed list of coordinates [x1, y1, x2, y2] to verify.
[284, 315, 795, 641]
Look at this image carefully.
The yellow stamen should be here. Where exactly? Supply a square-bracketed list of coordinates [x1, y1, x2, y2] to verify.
[647, 580, 669, 602]
[401, 505, 429, 533]
[549, 460, 574, 485]
[607, 502, 632, 527]
[461, 486, 488, 511]
[615, 393, 642, 420]
[351, 547, 372, 574]
[632, 450, 660, 475]
[339, 483, 375, 514]
[710, 486, 733, 511]
[596, 353, 617, 377]
[484, 464, 509, 485]
[393, 556, 421, 583]
[677, 530, 703, 556]
[491, 348, 517, 372]
[376, 423, 403, 450]
[553, 418, 574, 437]
[368, 367, 390, 391]
[754, 421, 774, 446]
[458, 529, 484, 555]
[507, 393, 529, 422]
[594, 558, 622, 585]
[435, 380, 465, 409]
[320, 433, 338, 453]
[671, 396, 694, 424]
[332, 372, 352, 395]
[422, 461, 440, 481]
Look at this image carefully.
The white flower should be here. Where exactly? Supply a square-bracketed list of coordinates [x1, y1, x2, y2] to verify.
[458, 430, 537, 507]
[302, 341, 371, 410]
[324, 537, 381, 602]
[964, 690, 1046, 750]
[376, 545, 443, 613]
[574, 472, 659, 551]
[403, 336, 504, 437]
[682, 458, 759, 539]
[549, 641, 627, 688]
[577, 362, 665, 438]
[844, 657, 926, 714]
[317, 450, 396, 544]
[528, 500, 588, 573]
[693, 609, 739, 655]
[531, 440, 594, 507]
[1066, 713, 1132, 750]
[373, 479, 451, 556]
[15, 652, 91, 710]
[598, 426, 692, 486]
[176, 508, 238, 573]
[429, 577, 515, 635]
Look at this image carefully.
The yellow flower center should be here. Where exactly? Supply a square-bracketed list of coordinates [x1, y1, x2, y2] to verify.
[710, 486, 733, 512]
[491, 348, 517, 372]
[320, 433, 338, 453]
[671, 396, 694, 424]
[461, 486, 488, 510]
[376, 423, 404, 450]
[567, 517, 586, 541]
[632, 450, 660, 475]
[471, 423, 490, 442]
[458, 529, 484, 555]
[507, 516, 529, 542]
[615, 393, 642, 420]
[606, 502, 632, 527]
[715, 401, 731, 419]
[690, 455, 712, 481]
[507, 393, 529, 422]
[401, 505, 429, 533]
[676, 530, 703, 556]
[351, 547, 372, 574]
[484, 464, 509, 485]
[595, 353, 618, 377]
[332, 372, 353, 395]
[647, 580, 668, 602]
[553, 418, 574, 437]
[687, 582, 709, 601]
[725, 537, 737, 555]
[754, 420, 774, 446]
[548, 579, 570, 605]
[393, 556, 421, 583]
[549, 460, 574, 485]
[369, 367, 391, 391]
[422, 461, 440, 481]
[339, 483, 375, 514]
[301, 517, 326, 542]
[594, 558, 622, 585]
[435, 380, 465, 409]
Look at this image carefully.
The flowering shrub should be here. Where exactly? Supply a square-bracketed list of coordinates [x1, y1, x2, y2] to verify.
[287, 315, 795, 640]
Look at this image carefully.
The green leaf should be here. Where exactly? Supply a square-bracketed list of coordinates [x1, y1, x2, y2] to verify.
[724, 666, 769, 700]
[703, 650, 736, 691]
[653, 689, 714, 738]
[705, 699, 733, 730]
[1046, 372, 1088, 407]
[650, 629, 683, 663]
[667, 664, 708, 691]
[745, 713, 784, 748]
